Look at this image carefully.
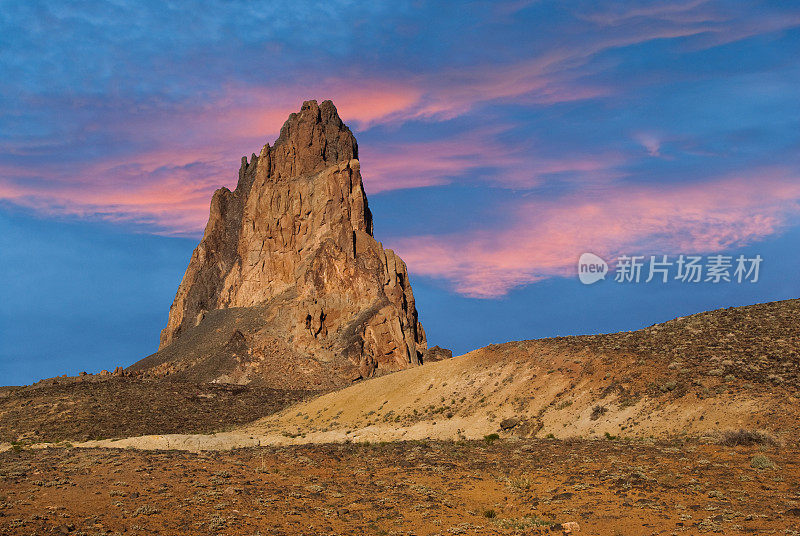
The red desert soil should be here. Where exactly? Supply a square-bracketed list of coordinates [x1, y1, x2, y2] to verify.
[0, 439, 796, 536]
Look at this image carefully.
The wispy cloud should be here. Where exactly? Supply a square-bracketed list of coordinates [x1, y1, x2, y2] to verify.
[634, 132, 663, 157]
[360, 126, 625, 193]
[1, 0, 799, 286]
[391, 168, 800, 297]
[0, 158, 226, 235]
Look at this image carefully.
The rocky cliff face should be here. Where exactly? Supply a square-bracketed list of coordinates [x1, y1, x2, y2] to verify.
[132, 100, 429, 388]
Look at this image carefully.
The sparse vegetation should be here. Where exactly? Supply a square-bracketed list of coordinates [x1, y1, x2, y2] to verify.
[483, 433, 500, 445]
[134, 504, 160, 516]
[719, 429, 777, 447]
[0, 379, 315, 443]
[1, 437, 798, 534]
[659, 380, 677, 392]
[508, 477, 532, 491]
[750, 454, 777, 470]
[590, 405, 607, 421]
[494, 515, 554, 529]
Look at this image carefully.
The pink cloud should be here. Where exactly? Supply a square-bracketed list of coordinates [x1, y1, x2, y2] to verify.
[634, 132, 663, 157]
[0, 82, 429, 234]
[0, 156, 228, 235]
[3, 1, 798, 236]
[202, 82, 425, 135]
[580, 0, 717, 26]
[0, 103, 626, 234]
[390, 169, 800, 298]
[360, 126, 625, 193]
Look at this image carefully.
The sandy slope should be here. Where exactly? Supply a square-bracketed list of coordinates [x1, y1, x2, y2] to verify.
[72, 338, 797, 451]
[243, 340, 786, 442]
[9, 299, 797, 452]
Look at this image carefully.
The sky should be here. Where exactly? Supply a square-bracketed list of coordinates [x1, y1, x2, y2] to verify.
[2, 1, 800, 385]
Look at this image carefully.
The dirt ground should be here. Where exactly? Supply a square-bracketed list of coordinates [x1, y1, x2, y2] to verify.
[0, 439, 796, 536]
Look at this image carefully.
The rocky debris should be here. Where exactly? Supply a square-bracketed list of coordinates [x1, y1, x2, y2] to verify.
[590, 405, 607, 421]
[561, 521, 580, 534]
[131, 100, 427, 388]
[499, 417, 521, 431]
[424, 345, 453, 362]
[515, 417, 544, 438]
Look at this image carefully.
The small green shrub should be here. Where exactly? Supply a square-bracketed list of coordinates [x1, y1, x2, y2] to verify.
[659, 380, 677, 392]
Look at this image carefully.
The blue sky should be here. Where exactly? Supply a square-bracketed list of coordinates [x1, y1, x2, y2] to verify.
[2, 1, 800, 385]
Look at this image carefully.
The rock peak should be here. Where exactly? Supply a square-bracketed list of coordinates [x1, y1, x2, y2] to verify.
[131, 101, 429, 389]
[268, 99, 358, 180]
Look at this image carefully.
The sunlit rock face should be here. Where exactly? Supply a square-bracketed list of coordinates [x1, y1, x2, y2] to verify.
[133, 100, 428, 389]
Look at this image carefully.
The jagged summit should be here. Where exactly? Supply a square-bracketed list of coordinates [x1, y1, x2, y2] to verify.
[130, 100, 431, 389]
[272, 100, 358, 170]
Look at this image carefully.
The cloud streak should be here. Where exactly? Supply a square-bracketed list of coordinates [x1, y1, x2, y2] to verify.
[392, 169, 800, 297]
[360, 127, 626, 193]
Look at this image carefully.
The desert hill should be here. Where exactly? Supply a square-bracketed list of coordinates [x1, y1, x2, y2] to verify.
[48, 298, 799, 450]
[0, 378, 315, 443]
[240, 298, 799, 445]
[1, 296, 798, 536]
